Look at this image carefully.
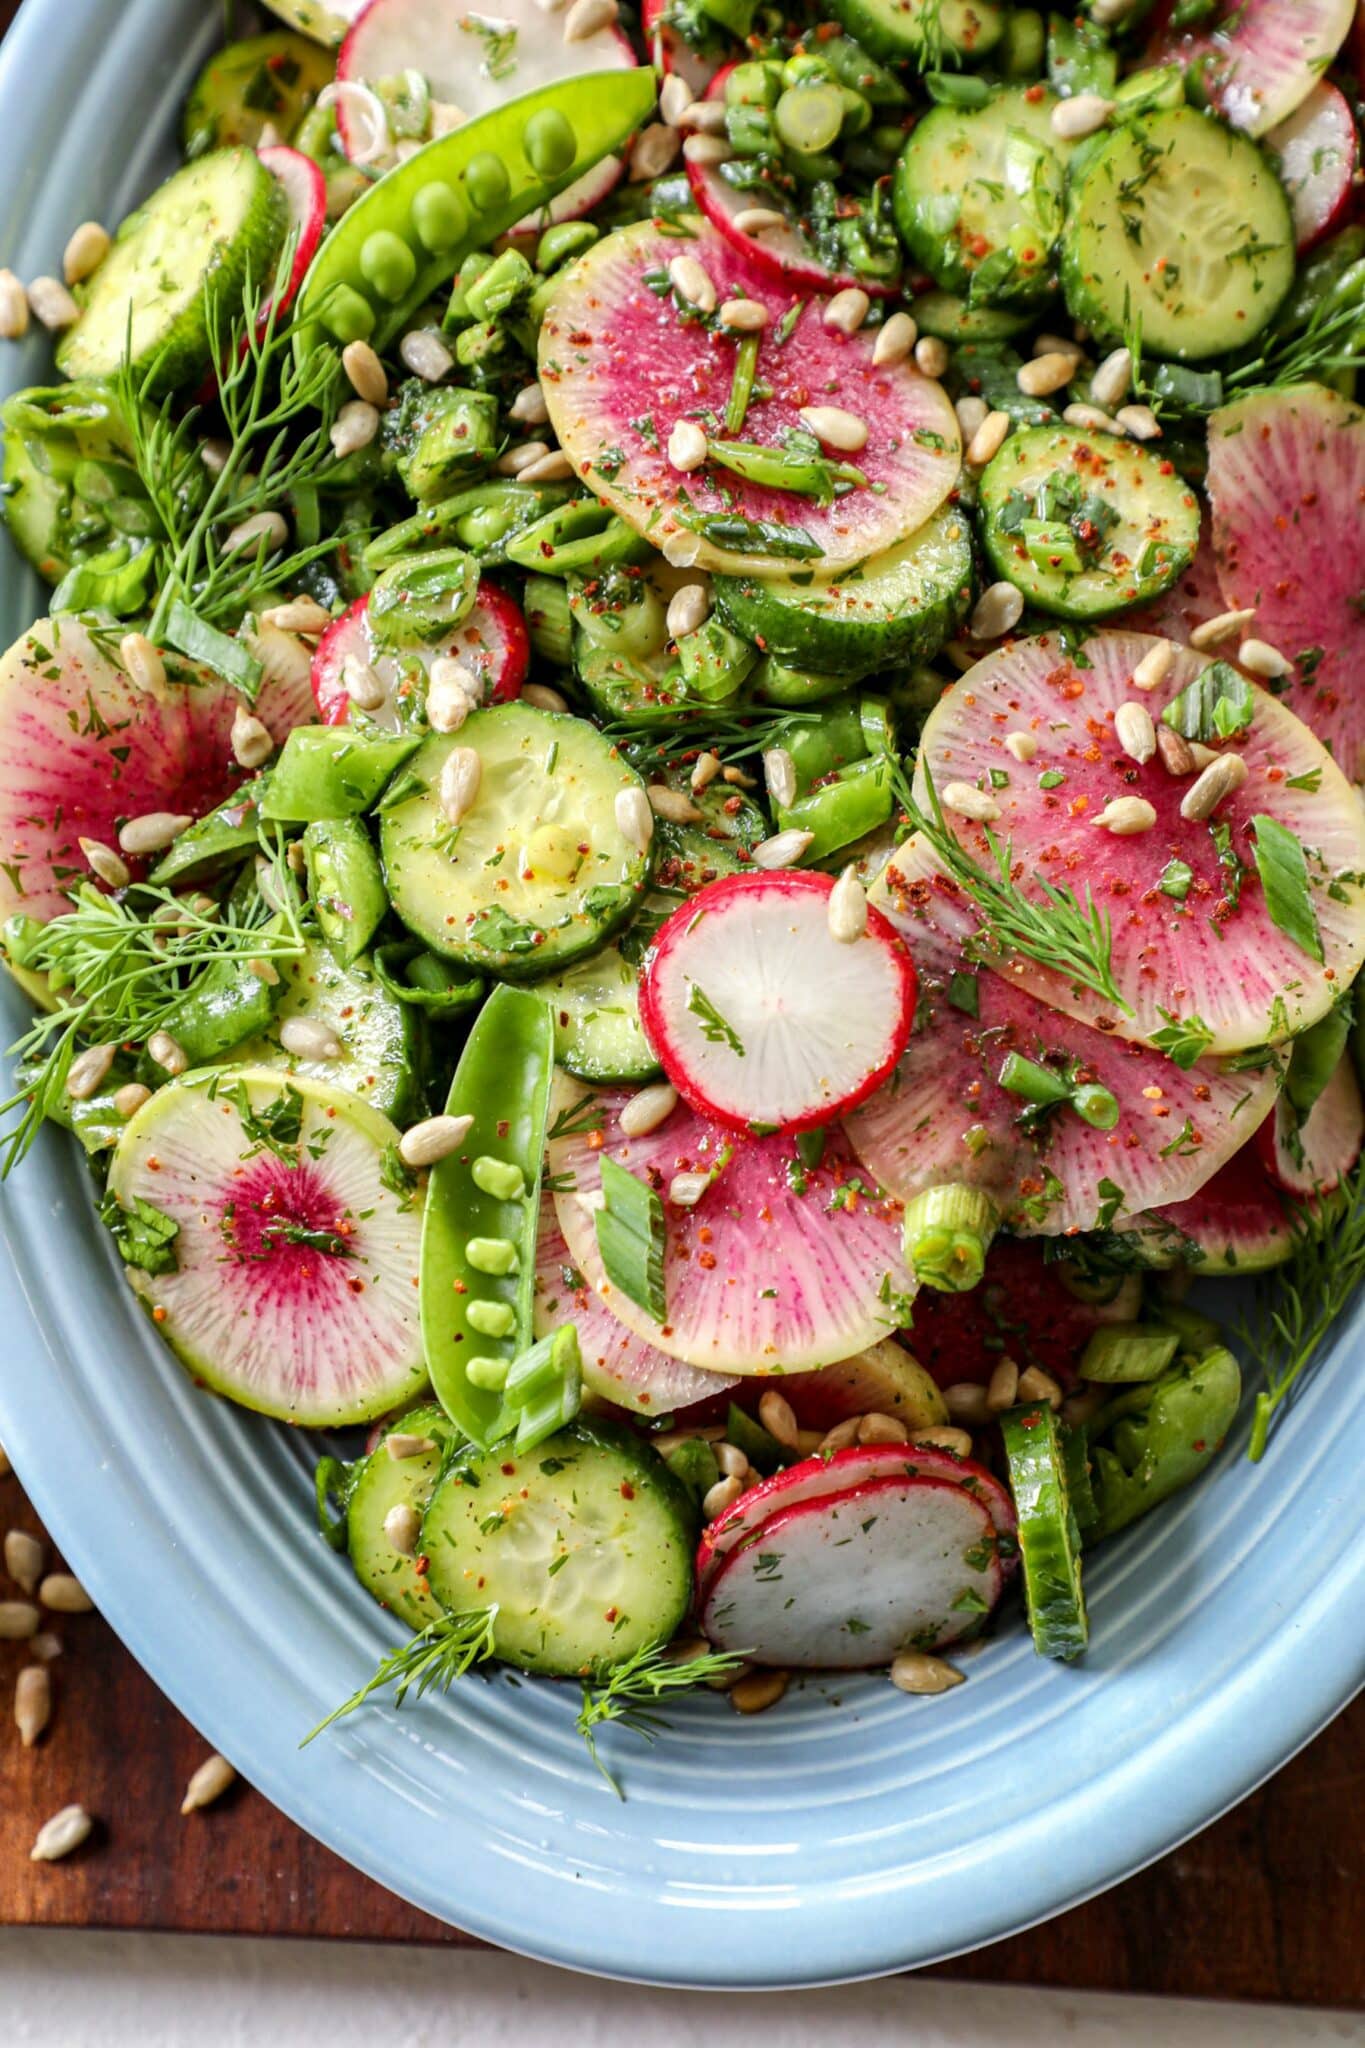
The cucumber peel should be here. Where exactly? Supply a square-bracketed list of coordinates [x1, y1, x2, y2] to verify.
[999, 1402, 1088, 1661]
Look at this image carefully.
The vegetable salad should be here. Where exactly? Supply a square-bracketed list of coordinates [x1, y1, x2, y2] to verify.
[2, 0, 1365, 1774]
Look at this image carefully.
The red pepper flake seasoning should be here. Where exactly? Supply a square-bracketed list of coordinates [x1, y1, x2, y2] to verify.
[620, 1481, 636, 1500]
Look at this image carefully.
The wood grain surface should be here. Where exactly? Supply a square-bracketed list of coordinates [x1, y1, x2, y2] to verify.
[0, 1459, 1361, 1999]
[0, 0, 1360, 2003]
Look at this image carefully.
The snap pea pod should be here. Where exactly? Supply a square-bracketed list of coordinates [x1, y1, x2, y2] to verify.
[261, 727, 422, 822]
[293, 71, 659, 360]
[148, 781, 269, 887]
[504, 500, 651, 576]
[420, 983, 555, 1446]
[138, 951, 285, 1077]
[303, 817, 389, 967]
[1086, 1347, 1242, 1541]
[364, 481, 572, 572]
[777, 755, 895, 860]
[373, 940, 484, 1015]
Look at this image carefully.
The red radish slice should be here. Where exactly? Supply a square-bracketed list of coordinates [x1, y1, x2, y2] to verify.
[914, 629, 1365, 1052]
[532, 1193, 736, 1414]
[538, 216, 961, 578]
[642, 0, 720, 99]
[1255, 1053, 1364, 1197]
[686, 66, 899, 299]
[697, 1440, 1018, 1594]
[547, 1078, 914, 1375]
[1265, 82, 1358, 251]
[905, 1238, 1141, 1393]
[1125, 526, 1226, 647]
[257, 145, 326, 318]
[336, 0, 636, 223]
[638, 871, 916, 1133]
[108, 1069, 426, 1426]
[0, 614, 307, 928]
[699, 1474, 1004, 1668]
[1120, 1144, 1293, 1274]
[1207, 384, 1365, 781]
[844, 837, 1276, 1234]
[1148, 0, 1355, 135]
[311, 587, 528, 727]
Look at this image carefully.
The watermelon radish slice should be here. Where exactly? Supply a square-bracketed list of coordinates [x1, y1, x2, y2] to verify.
[532, 1192, 737, 1415]
[1118, 1144, 1294, 1274]
[258, 145, 326, 318]
[914, 628, 1365, 1053]
[336, 0, 636, 224]
[906, 1238, 1142, 1392]
[547, 1076, 915, 1375]
[1256, 1052, 1364, 1197]
[1207, 385, 1365, 781]
[699, 1473, 1005, 1668]
[844, 836, 1276, 1235]
[0, 614, 310, 929]
[538, 217, 961, 578]
[311, 587, 528, 727]
[1265, 82, 1358, 251]
[108, 1069, 427, 1426]
[638, 871, 916, 1133]
[1148, 0, 1355, 136]
[642, 0, 722, 100]
[696, 1440, 1019, 1595]
[685, 67, 900, 300]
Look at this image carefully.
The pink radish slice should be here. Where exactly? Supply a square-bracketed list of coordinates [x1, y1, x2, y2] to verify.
[1255, 1054, 1364, 1197]
[844, 836, 1275, 1234]
[638, 871, 916, 1133]
[699, 1474, 1005, 1668]
[643, 0, 720, 99]
[533, 1193, 736, 1414]
[108, 1069, 427, 1426]
[686, 66, 899, 300]
[1123, 1144, 1293, 1274]
[0, 614, 305, 928]
[336, 0, 635, 224]
[914, 628, 1365, 1052]
[311, 587, 528, 726]
[547, 1077, 915, 1374]
[1147, 0, 1355, 136]
[257, 145, 326, 317]
[538, 216, 961, 578]
[697, 1441, 1018, 1594]
[1124, 526, 1226, 646]
[1265, 82, 1359, 251]
[1207, 384, 1365, 781]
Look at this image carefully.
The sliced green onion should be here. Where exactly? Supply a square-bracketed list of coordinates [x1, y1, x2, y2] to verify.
[998, 1051, 1072, 1108]
[1079, 1321, 1182, 1384]
[775, 81, 844, 155]
[1070, 1081, 1120, 1130]
[504, 1325, 582, 1451]
[1250, 813, 1324, 963]
[902, 1184, 999, 1294]
[706, 436, 867, 505]
[684, 514, 821, 559]
[595, 1154, 667, 1322]
[724, 333, 761, 436]
[1162, 660, 1253, 741]
[164, 598, 264, 701]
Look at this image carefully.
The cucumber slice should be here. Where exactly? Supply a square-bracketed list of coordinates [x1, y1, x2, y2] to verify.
[380, 703, 654, 978]
[0, 381, 160, 587]
[235, 935, 421, 1121]
[712, 505, 974, 679]
[345, 1402, 462, 1628]
[1059, 108, 1295, 361]
[827, 0, 1004, 65]
[182, 32, 334, 157]
[894, 86, 1068, 306]
[998, 1402, 1088, 1662]
[421, 1418, 696, 1675]
[58, 149, 287, 394]
[533, 944, 660, 1084]
[910, 290, 1033, 343]
[978, 423, 1200, 618]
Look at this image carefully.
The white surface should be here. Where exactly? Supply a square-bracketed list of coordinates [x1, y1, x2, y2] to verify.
[1, 1934, 1363, 2047]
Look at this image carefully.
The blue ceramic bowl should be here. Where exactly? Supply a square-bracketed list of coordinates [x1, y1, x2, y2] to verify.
[0, 0, 1361, 1988]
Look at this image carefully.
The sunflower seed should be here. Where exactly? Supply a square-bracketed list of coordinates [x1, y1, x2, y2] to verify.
[1051, 92, 1114, 139]
[1190, 607, 1256, 650]
[822, 287, 870, 336]
[1180, 751, 1248, 821]
[399, 1113, 474, 1167]
[873, 311, 917, 365]
[615, 785, 654, 852]
[752, 828, 814, 870]
[667, 418, 708, 472]
[39, 1573, 93, 1614]
[942, 782, 1001, 824]
[180, 1753, 237, 1814]
[0, 267, 29, 337]
[890, 1651, 964, 1696]
[4, 1530, 42, 1594]
[341, 339, 388, 406]
[383, 1503, 421, 1555]
[827, 865, 868, 943]
[15, 1664, 50, 1747]
[65, 1043, 116, 1101]
[30, 1804, 93, 1862]
[619, 1083, 679, 1139]
[1133, 640, 1177, 691]
[1017, 351, 1077, 397]
[798, 405, 868, 453]
[63, 221, 110, 284]
[1115, 700, 1156, 764]
[438, 745, 482, 825]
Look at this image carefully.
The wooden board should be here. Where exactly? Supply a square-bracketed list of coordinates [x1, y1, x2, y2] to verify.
[0, 1462, 1361, 1998]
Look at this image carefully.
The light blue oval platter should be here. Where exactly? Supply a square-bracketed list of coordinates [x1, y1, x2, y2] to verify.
[0, 0, 1361, 1990]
